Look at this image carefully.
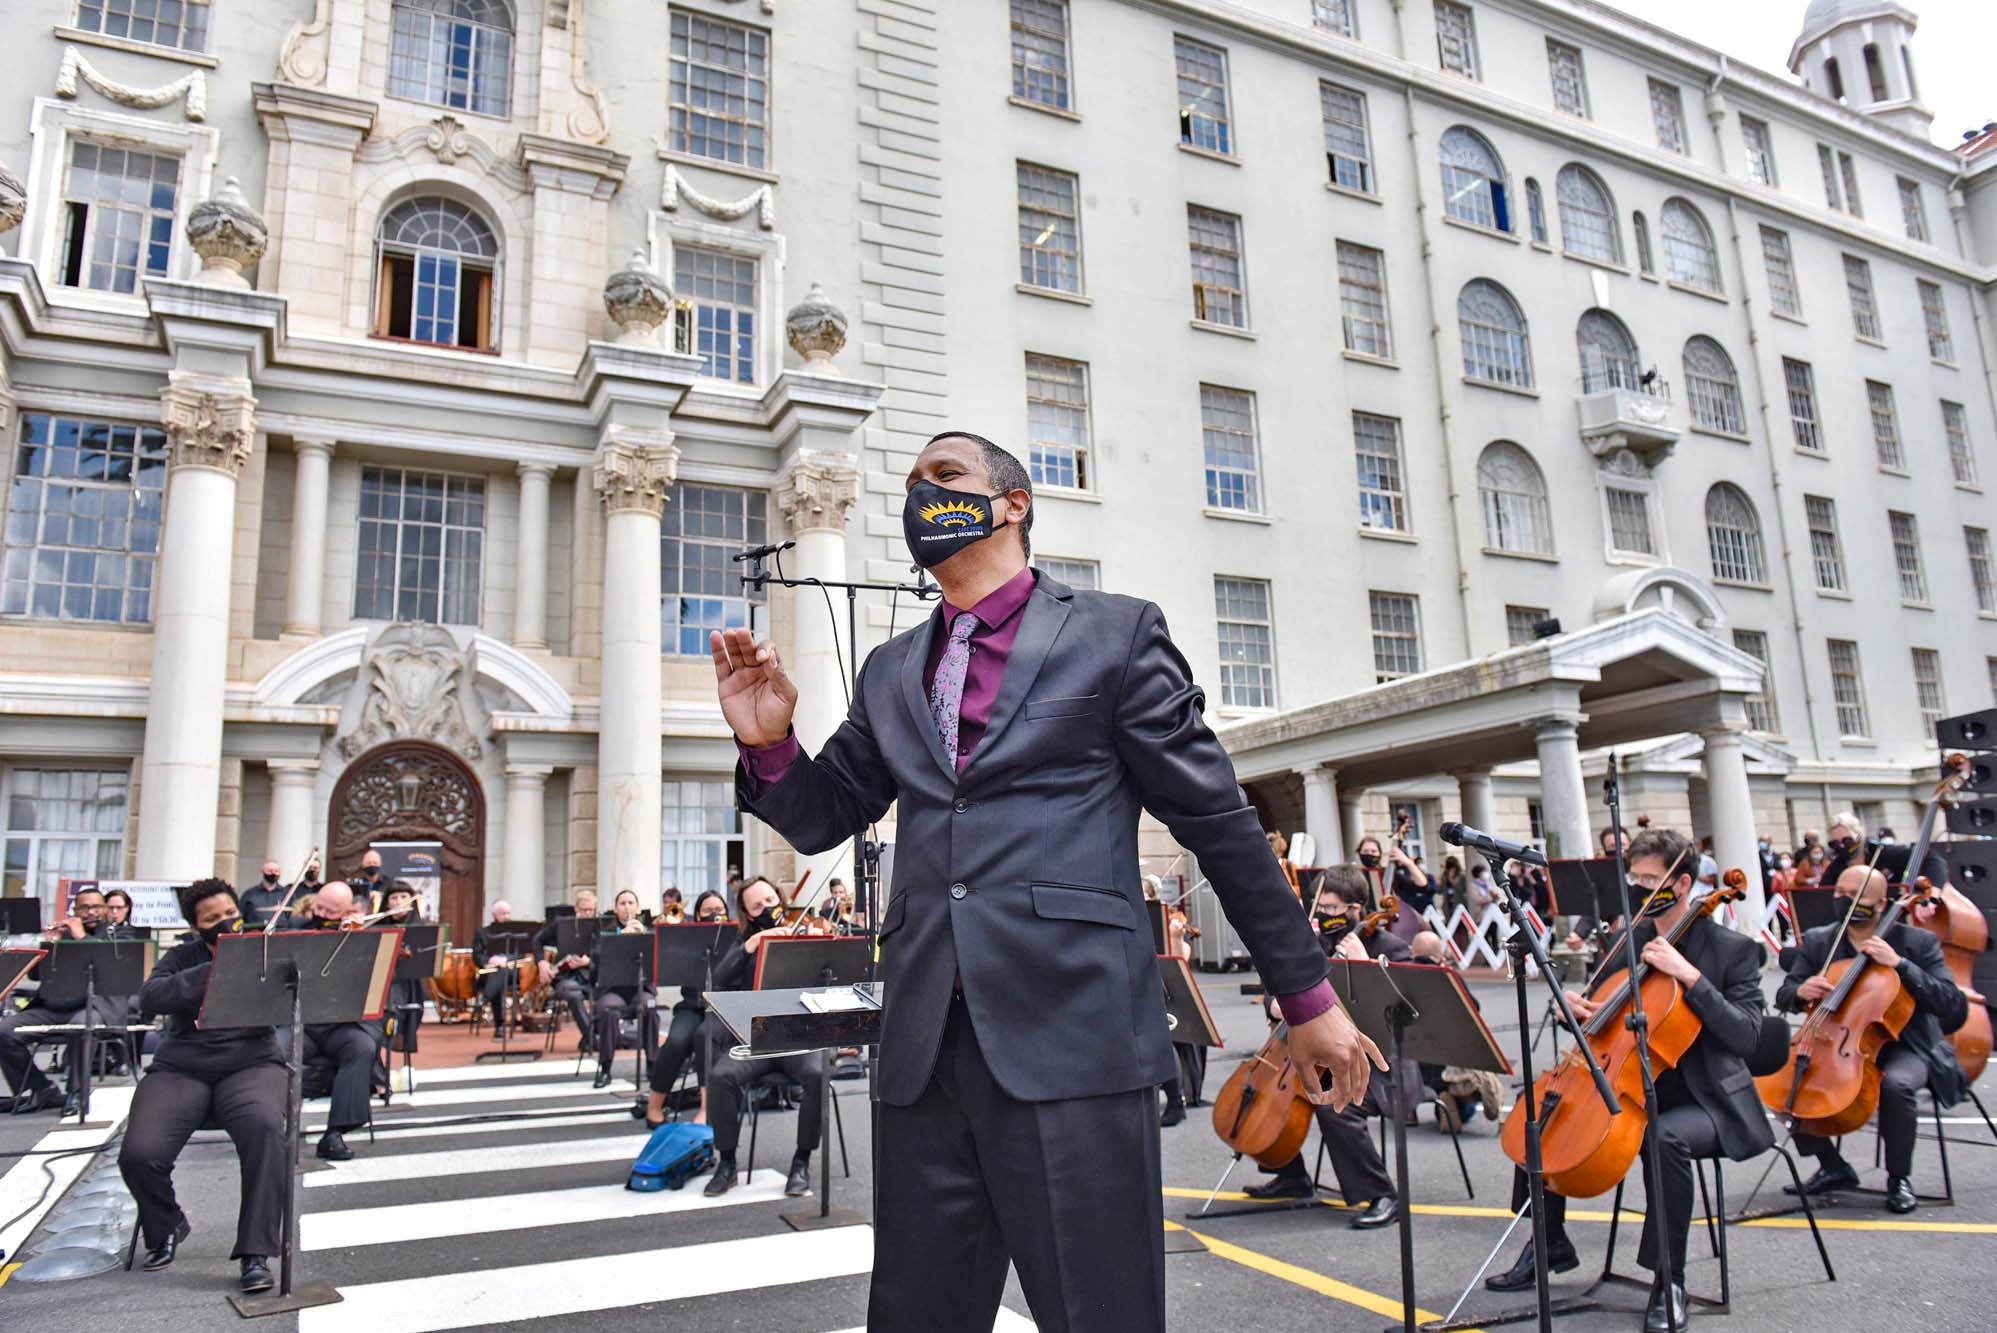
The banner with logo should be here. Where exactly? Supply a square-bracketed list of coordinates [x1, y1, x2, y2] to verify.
[374, 842, 444, 923]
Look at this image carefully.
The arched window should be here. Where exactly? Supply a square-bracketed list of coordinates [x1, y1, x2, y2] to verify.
[1683, 336, 1747, 434]
[1659, 198, 1721, 292]
[1633, 210, 1654, 273]
[1458, 280, 1532, 388]
[1704, 483, 1767, 583]
[1439, 127, 1510, 231]
[1576, 309, 1640, 392]
[373, 196, 499, 351]
[388, 0, 515, 119]
[1555, 165, 1620, 263]
[1477, 442, 1553, 554]
[1525, 178, 1547, 244]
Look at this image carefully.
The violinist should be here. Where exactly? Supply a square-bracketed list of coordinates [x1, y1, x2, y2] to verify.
[378, 881, 427, 1072]
[1355, 833, 1430, 917]
[589, 889, 655, 1089]
[1241, 867, 1406, 1229]
[1488, 828, 1770, 1333]
[1777, 865, 1967, 1213]
[536, 888, 598, 1045]
[289, 882, 383, 1160]
[638, 888, 729, 1130]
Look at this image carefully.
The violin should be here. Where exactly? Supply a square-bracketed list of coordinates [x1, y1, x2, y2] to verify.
[1360, 895, 1400, 940]
[1210, 1024, 1318, 1170]
[1500, 868, 1745, 1199]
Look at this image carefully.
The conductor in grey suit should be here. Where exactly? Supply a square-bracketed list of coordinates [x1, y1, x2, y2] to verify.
[713, 431, 1383, 1332]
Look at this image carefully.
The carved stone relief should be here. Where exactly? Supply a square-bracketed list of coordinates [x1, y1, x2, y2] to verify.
[57, 46, 207, 121]
[278, 0, 334, 87]
[357, 116, 530, 193]
[160, 379, 257, 477]
[660, 164, 774, 229]
[337, 623, 488, 762]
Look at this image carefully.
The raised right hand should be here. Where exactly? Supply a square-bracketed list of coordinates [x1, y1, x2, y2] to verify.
[711, 629, 798, 748]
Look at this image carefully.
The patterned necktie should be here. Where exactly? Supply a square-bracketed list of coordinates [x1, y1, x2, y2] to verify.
[928, 611, 981, 763]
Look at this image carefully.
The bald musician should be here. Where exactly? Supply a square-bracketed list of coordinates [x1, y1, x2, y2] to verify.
[289, 882, 383, 1159]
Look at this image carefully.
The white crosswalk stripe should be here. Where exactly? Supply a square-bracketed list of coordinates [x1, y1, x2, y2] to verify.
[303, 1132, 637, 1187]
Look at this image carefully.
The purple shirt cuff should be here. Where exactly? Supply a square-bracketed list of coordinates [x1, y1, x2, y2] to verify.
[1275, 979, 1338, 1027]
[736, 732, 800, 793]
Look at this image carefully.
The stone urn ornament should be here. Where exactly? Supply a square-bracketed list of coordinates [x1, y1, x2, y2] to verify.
[186, 176, 267, 287]
[603, 249, 673, 346]
[0, 161, 25, 256]
[785, 281, 847, 369]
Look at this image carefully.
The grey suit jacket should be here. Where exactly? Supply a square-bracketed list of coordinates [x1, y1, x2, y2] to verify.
[738, 573, 1327, 1105]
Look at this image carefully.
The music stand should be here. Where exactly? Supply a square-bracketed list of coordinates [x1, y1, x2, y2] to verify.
[1158, 956, 1223, 1047]
[556, 916, 604, 962]
[390, 925, 445, 1087]
[753, 936, 872, 990]
[1147, 900, 1170, 955]
[1326, 961, 1512, 1333]
[476, 924, 544, 1064]
[39, 937, 155, 1126]
[655, 922, 731, 991]
[1, 948, 44, 1000]
[204, 927, 399, 1316]
[2, 899, 44, 935]
[593, 932, 656, 1087]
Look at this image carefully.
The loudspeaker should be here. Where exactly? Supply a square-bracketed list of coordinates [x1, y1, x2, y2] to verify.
[1938, 710, 1997, 836]
[1937, 841, 1997, 1004]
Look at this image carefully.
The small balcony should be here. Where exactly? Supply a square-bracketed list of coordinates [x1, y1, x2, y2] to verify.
[1576, 358, 1681, 465]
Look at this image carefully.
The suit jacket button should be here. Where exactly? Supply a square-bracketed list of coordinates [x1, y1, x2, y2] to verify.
[953, 799, 970, 814]
[950, 883, 968, 900]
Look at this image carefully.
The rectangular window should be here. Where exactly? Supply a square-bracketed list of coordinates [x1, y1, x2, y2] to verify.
[1741, 117, 1777, 185]
[1842, 255, 1881, 340]
[1174, 36, 1232, 154]
[1528, 801, 1545, 842]
[1368, 591, 1423, 682]
[1201, 385, 1261, 513]
[1546, 40, 1589, 117]
[1036, 556, 1098, 591]
[1760, 227, 1801, 317]
[1649, 79, 1687, 153]
[1968, 527, 1996, 614]
[1888, 511, 1928, 602]
[1827, 639, 1870, 737]
[660, 778, 745, 899]
[1009, 0, 1071, 111]
[661, 483, 766, 656]
[1818, 145, 1844, 209]
[1912, 648, 1946, 729]
[668, 11, 770, 169]
[1604, 486, 1656, 557]
[1898, 176, 1929, 241]
[673, 246, 757, 384]
[353, 467, 485, 625]
[1024, 353, 1091, 489]
[1335, 241, 1391, 358]
[1804, 495, 1846, 592]
[59, 141, 180, 294]
[1506, 605, 1550, 647]
[0, 767, 128, 903]
[1320, 82, 1374, 193]
[1313, 1, 1357, 37]
[1214, 576, 1276, 709]
[1434, 2, 1479, 80]
[1943, 401, 1978, 486]
[75, 0, 209, 51]
[1732, 629, 1780, 733]
[1868, 381, 1904, 470]
[1016, 162, 1082, 294]
[1919, 280, 1954, 361]
[389, 0, 513, 117]
[1352, 412, 1408, 532]
[2, 412, 166, 624]
[1187, 205, 1247, 328]
[1839, 152, 1864, 217]
[1783, 359, 1821, 452]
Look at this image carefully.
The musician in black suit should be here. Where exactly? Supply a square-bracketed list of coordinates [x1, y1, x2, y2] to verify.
[287, 881, 383, 1160]
[535, 888, 598, 1045]
[1486, 827, 1770, 1333]
[0, 885, 143, 1114]
[713, 432, 1381, 1333]
[1776, 863, 1967, 1214]
[378, 882, 427, 1073]
[473, 901, 524, 1039]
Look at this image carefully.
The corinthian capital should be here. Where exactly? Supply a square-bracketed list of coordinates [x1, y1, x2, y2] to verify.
[593, 428, 679, 517]
[775, 450, 861, 535]
[161, 376, 257, 477]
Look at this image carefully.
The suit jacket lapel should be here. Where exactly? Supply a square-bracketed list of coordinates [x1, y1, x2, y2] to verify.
[961, 580, 1071, 781]
[900, 605, 958, 784]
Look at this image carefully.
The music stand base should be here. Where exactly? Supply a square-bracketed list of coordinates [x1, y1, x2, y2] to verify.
[1188, 1194, 1328, 1221]
[1163, 1229, 1208, 1254]
[781, 1206, 867, 1232]
[1419, 1297, 1599, 1332]
[229, 1279, 343, 1317]
[1590, 1268, 1725, 1314]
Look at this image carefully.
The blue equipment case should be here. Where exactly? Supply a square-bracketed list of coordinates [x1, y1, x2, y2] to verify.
[627, 1121, 715, 1192]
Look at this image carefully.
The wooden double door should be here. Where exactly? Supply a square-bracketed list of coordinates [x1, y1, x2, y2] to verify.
[328, 741, 485, 947]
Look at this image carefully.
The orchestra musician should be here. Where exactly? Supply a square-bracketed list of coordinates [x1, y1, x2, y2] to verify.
[239, 860, 290, 926]
[590, 889, 656, 1089]
[379, 881, 427, 1063]
[349, 849, 388, 912]
[0, 884, 142, 1115]
[473, 901, 524, 1039]
[1776, 864, 1968, 1214]
[536, 888, 598, 1046]
[638, 888, 730, 1130]
[1355, 832, 1431, 917]
[290, 882, 383, 1160]
[1147, 874, 1198, 1128]
[118, 878, 282, 1294]
[1486, 827, 1771, 1333]
[104, 887, 136, 930]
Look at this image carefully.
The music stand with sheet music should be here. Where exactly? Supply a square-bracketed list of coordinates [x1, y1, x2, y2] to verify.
[555, 916, 605, 963]
[203, 927, 399, 1316]
[389, 925, 445, 1085]
[2, 898, 44, 935]
[593, 931, 657, 1087]
[36, 937, 155, 1125]
[475, 924, 544, 1064]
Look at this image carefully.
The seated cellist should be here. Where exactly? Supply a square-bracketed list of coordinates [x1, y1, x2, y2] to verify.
[1776, 864, 1967, 1214]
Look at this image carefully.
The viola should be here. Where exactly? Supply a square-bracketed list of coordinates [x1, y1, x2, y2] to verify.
[1360, 895, 1401, 940]
[1210, 1024, 1317, 1170]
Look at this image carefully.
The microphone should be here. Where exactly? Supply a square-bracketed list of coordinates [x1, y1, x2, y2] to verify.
[732, 540, 796, 563]
[1440, 821, 1548, 867]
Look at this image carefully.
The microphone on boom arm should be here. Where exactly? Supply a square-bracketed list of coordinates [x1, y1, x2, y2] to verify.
[1439, 821, 1549, 868]
[733, 540, 797, 563]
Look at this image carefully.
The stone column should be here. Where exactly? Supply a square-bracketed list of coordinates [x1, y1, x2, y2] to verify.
[1533, 717, 1590, 863]
[1700, 726, 1764, 925]
[281, 434, 334, 638]
[1455, 769, 1499, 873]
[503, 765, 552, 910]
[514, 462, 554, 649]
[1338, 792, 1364, 861]
[1298, 764, 1342, 865]
[265, 760, 320, 872]
[136, 376, 257, 878]
[593, 432, 676, 910]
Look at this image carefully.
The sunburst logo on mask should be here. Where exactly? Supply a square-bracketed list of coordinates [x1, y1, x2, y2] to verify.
[917, 497, 985, 528]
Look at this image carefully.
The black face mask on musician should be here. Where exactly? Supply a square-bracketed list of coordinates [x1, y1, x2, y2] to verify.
[902, 480, 1007, 569]
[1358, 852, 1381, 868]
[1316, 910, 1353, 941]
[262, 873, 279, 886]
[199, 917, 243, 947]
[1638, 884, 1680, 918]
[1843, 898, 1880, 925]
[746, 906, 779, 935]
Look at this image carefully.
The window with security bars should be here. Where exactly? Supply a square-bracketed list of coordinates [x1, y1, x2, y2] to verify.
[674, 246, 757, 383]
[1898, 177, 1929, 241]
[1867, 382, 1904, 469]
[1827, 639, 1869, 737]
[1760, 228, 1801, 316]
[667, 10, 769, 169]
[58, 141, 180, 294]
[1024, 353, 1090, 489]
[1919, 281, 1953, 361]
[1434, 2, 1479, 80]
[1912, 649, 1946, 730]
[1016, 163, 1082, 293]
[1312, 0, 1356, 36]
[660, 779, 745, 898]
[1839, 152, 1864, 217]
[1943, 401, 1977, 486]
[1036, 557, 1098, 591]
[1457, 280, 1532, 388]
[1506, 605, 1549, 647]
[1818, 145, 1843, 211]
[1783, 359, 1821, 452]
[1604, 486, 1656, 557]
[1576, 309, 1640, 393]
[1214, 576, 1276, 709]
[1968, 527, 1996, 614]
[1477, 442, 1552, 555]
[1201, 385, 1261, 512]
[1010, 0, 1071, 111]
[1633, 212, 1653, 274]
[661, 483, 766, 656]
[1684, 338, 1746, 435]
[1741, 117, 1777, 185]
[1369, 592, 1422, 682]
[1546, 40, 1588, 117]
[1439, 127, 1508, 231]
[1525, 180, 1547, 245]
[1704, 484, 1766, 584]
[0, 767, 128, 903]
[2, 412, 165, 624]
[1888, 511, 1928, 602]
[1649, 79, 1687, 153]
[354, 467, 485, 625]
[75, 0, 209, 51]
[1843, 256, 1881, 340]
[388, 0, 514, 119]
[1660, 199, 1720, 292]
[1336, 242, 1391, 357]
[1174, 37, 1232, 154]
[1320, 82, 1374, 193]
[1555, 165, 1619, 263]
[1353, 413, 1408, 532]
[1804, 495, 1846, 592]
[1731, 630, 1779, 733]
[1187, 206, 1246, 327]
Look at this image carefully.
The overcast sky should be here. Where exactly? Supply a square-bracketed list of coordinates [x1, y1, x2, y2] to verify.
[1610, 0, 1993, 151]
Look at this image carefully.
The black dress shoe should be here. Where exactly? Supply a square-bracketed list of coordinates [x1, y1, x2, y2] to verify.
[703, 1160, 737, 1197]
[1644, 1278, 1688, 1333]
[316, 1129, 354, 1161]
[1243, 1174, 1315, 1201]
[1485, 1236, 1580, 1292]
[239, 1256, 273, 1294]
[1886, 1174, 1918, 1213]
[1159, 1103, 1187, 1128]
[785, 1156, 812, 1198]
[141, 1213, 193, 1271]
[1785, 1159, 1859, 1196]
[1351, 1195, 1399, 1229]
[593, 1068, 613, 1090]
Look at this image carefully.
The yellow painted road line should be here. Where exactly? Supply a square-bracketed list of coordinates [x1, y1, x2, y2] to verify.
[1727, 1216, 1997, 1234]
[1162, 1185, 1644, 1225]
[0, 1261, 19, 1287]
[1165, 1219, 1484, 1331]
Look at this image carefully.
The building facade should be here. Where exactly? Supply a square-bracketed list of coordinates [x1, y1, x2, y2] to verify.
[0, 0, 1991, 936]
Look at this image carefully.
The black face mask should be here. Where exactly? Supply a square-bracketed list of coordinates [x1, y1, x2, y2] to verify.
[902, 479, 1005, 569]
[1844, 899, 1880, 925]
[1316, 910, 1353, 942]
[1830, 838, 1857, 854]
[697, 912, 725, 924]
[199, 917, 243, 948]
[303, 872, 321, 885]
[262, 873, 279, 885]
[1358, 852, 1381, 868]
[746, 907, 779, 935]
[1639, 885, 1679, 918]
